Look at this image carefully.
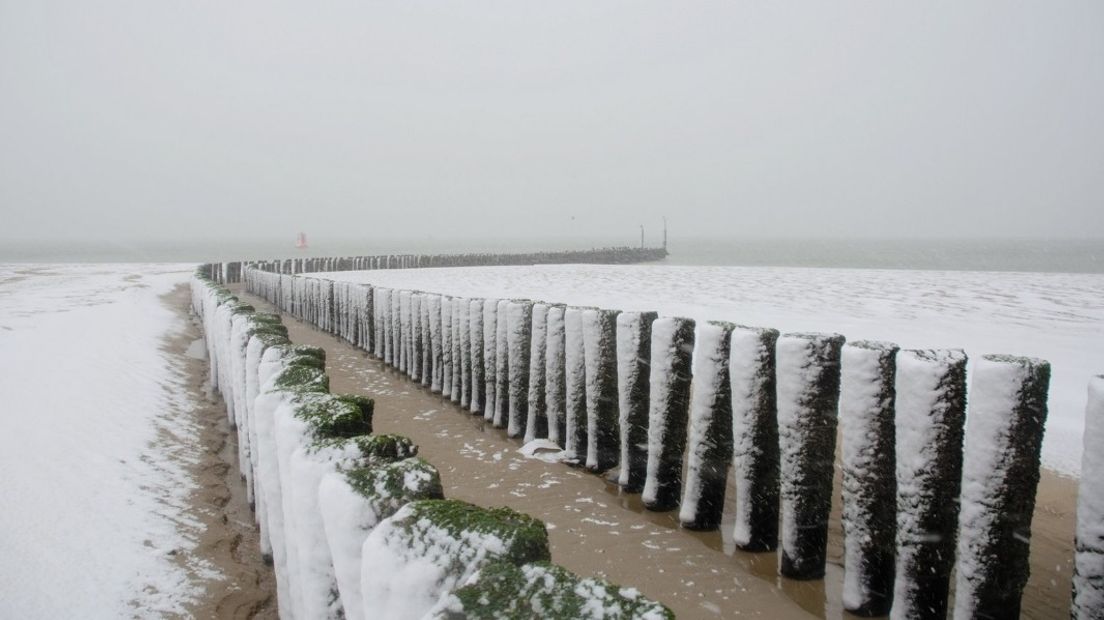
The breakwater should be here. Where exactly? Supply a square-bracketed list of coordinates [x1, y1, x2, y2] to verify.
[232, 251, 1104, 620]
[191, 267, 673, 619]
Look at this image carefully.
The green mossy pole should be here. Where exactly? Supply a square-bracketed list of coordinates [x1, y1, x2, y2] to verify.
[776, 331, 845, 580]
[953, 355, 1050, 619]
[680, 321, 734, 531]
[642, 317, 695, 511]
[729, 325, 780, 552]
[839, 340, 898, 616]
[616, 311, 656, 491]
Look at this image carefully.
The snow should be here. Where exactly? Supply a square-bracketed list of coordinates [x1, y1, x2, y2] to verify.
[318, 264, 1103, 475]
[0, 263, 205, 618]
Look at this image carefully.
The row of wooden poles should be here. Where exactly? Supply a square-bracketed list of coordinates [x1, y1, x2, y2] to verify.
[202, 246, 669, 285]
[236, 261, 1100, 620]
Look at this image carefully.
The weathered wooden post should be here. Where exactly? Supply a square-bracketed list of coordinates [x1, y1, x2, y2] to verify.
[428, 295, 443, 393]
[493, 300, 510, 428]
[483, 299, 500, 423]
[776, 331, 845, 579]
[458, 297, 471, 409]
[524, 303, 549, 443]
[891, 349, 967, 620]
[506, 300, 534, 439]
[583, 308, 620, 472]
[451, 297, 463, 403]
[953, 355, 1050, 619]
[441, 296, 453, 398]
[420, 294, 432, 387]
[469, 298, 484, 415]
[563, 307, 589, 465]
[616, 311, 656, 492]
[729, 325, 780, 552]
[545, 305, 568, 448]
[643, 317, 695, 511]
[680, 321, 734, 530]
[1074, 375, 1104, 619]
[409, 293, 422, 383]
[839, 340, 898, 616]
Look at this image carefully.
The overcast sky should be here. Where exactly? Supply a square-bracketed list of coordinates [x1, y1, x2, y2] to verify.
[1, 1, 1101, 243]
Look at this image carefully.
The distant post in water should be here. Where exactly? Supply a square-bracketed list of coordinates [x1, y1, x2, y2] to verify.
[729, 325, 780, 552]
[776, 331, 845, 579]
[954, 355, 1050, 619]
[839, 340, 898, 616]
[616, 311, 657, 492]
[892, 349, 967, 620]
[1074, 375, 1104, 619]
[680, 321, 734, 530]
[642, 317, 695, 511]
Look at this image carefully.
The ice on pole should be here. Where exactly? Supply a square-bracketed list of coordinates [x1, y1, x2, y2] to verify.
[839, 340, 898, 616]
[563, 307, 589, 465]
[469, 298, 484, 414]
[428, 295, 443, 393]
[458, 297, 471, 409]
[524, 303, 550, 443]
[680, 321, 735, 530]
[494, 300, 511, 428]
[583, 308, 621, 473]
[506, 300, 534, 439]
[729, 325, 780, 552]
[642, 317, 695, 511]
[545, 305, 568, 448]
[616, 311, 657, 492]
[1074, 375, 1104, 619]
[953, 355, 1050, 619]
[483, 299, 500, 423]
[776, 331, 845, 580]
[891, 349, 967, 620]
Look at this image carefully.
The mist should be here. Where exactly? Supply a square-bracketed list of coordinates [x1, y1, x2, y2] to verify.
[1, 1, 1101, 244]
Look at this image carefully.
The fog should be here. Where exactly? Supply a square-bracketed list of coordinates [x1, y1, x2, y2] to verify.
[1, 1, 1101, 243]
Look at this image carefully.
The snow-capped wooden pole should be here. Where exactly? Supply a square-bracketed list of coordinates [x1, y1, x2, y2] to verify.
[391, 289, 402, 370]
[409, 293, 422, 382]
[680, 321, 735, 530]
[378, 288, 392, 363]
[450, 297, 463, 403]
[524, 303, 550, 443]
[545, 305, 568, 448]
[584, 308, 621, 473]
[420, 294, 432, 387]
[399, 290, 412, 375]
[428, 295, 443, 393]
[729, 325, 780, 552]
[891, 349, 967, 620]
[953, 355, 1050, 619]
[1074, 375, 1104, 619]
[616, 311, 657, 492]
[776, 331, 845, 580]
[469, 298, 484, 415]
[563, 307, 589, 465]
[440, 297, 453, 398]
[643, 317, 695, 511]
[458, 297, 471, 408]
[839, 340, 899, 616]
[493, 300, 510, 428]
[506, 300, 534, 439]
[482, 299, 499, 423]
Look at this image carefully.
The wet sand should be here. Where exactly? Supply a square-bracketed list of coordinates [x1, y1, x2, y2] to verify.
[163, 284, 277, 619]
[236, 286, 1077, 619]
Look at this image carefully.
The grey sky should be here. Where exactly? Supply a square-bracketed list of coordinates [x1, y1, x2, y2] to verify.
[1, 1, 1101, 243]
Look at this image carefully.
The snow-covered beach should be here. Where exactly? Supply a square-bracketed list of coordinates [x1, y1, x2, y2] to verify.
[320, 263, 1104, 477]
[0, 264, 274, 618]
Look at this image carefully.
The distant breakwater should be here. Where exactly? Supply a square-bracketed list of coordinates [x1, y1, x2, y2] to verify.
[213, 247, 1104, 620]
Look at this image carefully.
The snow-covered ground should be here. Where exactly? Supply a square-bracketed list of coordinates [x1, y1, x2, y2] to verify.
[0, 264, 206, 618]
[320, 264, 1104, 476]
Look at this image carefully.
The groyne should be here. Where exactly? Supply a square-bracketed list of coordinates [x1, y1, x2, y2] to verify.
[191, 267, 673, 619]
[223, 249, 1104, 620]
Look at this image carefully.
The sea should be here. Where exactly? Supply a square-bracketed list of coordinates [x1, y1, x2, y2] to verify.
[1, 237, 1101, 274]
